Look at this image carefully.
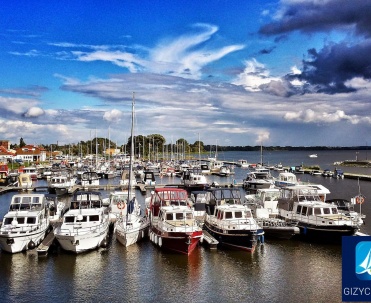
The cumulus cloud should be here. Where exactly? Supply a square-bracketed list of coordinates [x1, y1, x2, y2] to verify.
[259, 0, 371, 94]
[298, 41, 371, 94]
[283, 108, 370, 124]
[103, 109, 123, 122]
[24, 107, 45, 118]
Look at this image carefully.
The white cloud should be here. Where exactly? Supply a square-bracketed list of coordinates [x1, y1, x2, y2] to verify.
[24, 107, 45, 117]
[233, 59, 280, 91]
[283, 109, 370, 124]
[103, 109, 123, 122]
[67, 23, 244, 79]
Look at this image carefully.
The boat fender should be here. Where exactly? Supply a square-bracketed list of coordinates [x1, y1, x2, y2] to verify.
[154, 235, 158, 245]
[158, 237, 162, 247]
[100, 238, 108, 248]
[28, 240, 36, 250]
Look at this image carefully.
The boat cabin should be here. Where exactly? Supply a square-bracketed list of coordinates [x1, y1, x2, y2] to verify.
[149, 188, 189, 217]
[70, 191, 103, 209]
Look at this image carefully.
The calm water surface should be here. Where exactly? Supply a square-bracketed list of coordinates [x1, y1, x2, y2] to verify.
[1, 150, 370, 303]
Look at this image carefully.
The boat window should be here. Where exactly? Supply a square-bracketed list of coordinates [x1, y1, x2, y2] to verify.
[332, 208, 338, 214]
[91, 200, 101, 208]
[323, 208, 331, 215]
[65, 216, 75, 223]
[307, 208, 313, 216]
[17, 217, 25, 224]
[77, 216, 87, 222]
[217, 210, 222, 220]
[225, 212, 233, 219]
[235, 211, 243, 218]
[166, 213, 173, 220]
[80, 201, 90, 209]
[314, 208, 322, 215]
[22, 197, 32, 204]
[176, 213, 184, 220]
[13, 197, 21, 204]
[27, 217, 36, 224]
[186, 213, 193, 220]
[89, 215, 99, 222]
[301, 206, 307, 216]
[20, 204, 30, 210]
[4, 218, 13, 225]
[296, 205, 302, 214]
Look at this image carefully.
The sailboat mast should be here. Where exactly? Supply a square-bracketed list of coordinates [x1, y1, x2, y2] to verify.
[128, 92, 135, 201]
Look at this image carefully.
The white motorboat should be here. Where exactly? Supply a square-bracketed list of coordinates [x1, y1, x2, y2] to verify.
[49, 172, 77, 195]
[277, 185, 360, 242]
[0, 193, 52, 253]
[274, 172, 299, 187]
[54, 191, 111, 253]
[181, 168, 209, 190]
[80, 171, 100, 187]
[243, 167, 275, 193]
[244, 188, 300, 239]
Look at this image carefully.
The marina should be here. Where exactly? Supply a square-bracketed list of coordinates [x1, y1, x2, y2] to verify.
[1, 150, 371, 302]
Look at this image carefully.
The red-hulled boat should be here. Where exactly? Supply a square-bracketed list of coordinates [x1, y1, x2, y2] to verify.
[146, 187, 203, 255]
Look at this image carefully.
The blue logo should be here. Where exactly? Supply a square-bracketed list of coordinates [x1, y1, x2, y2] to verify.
[356, 241, 371, 280]
[343, 236, 371, 301]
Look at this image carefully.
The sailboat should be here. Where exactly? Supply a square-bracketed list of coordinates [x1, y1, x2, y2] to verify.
[115, 93, 149, 247]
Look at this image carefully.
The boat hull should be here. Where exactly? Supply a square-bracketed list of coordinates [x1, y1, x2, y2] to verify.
[55, 223, 110, 253]
[0, 224, 50, 253]
[296, 223, 358, 243]
[203, 221, 262, 252]
[115, 221, 149, 247]
[149, 227, 202, 255]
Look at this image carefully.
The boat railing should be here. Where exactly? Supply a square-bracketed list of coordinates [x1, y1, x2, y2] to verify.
[208, 216, 258, 230]
[1, 220, 49, 234]
[59, 221, 108, 236]
[289, 213, 359, 226]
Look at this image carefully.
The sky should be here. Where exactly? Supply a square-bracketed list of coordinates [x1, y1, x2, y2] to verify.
[1, 0, 371, 147]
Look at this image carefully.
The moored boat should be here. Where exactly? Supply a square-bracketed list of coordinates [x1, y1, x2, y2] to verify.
[277, 185, 360, 242]
[0, 193, 52, 253]
[54, 191, 111, 253]
[146, 187, 203, 255]
[203, 187, 264, 252]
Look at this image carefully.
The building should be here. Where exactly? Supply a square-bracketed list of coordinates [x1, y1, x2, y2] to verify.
[14, 145, 47, 163]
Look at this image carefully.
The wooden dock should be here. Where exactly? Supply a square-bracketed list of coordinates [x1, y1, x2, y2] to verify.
[37, 229, 56, 256]
[202, 230, 218, 249]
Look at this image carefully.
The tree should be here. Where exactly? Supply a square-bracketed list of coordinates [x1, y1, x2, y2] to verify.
[19, 137, 26, 148]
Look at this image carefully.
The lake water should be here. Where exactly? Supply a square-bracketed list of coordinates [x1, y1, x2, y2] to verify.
[1, 150, 370, 303]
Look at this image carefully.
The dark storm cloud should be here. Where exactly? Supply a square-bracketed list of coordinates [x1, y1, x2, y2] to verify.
[259, 0, 371, 94]
[259, 0, 371, 37]
[297, 40, 371, 94]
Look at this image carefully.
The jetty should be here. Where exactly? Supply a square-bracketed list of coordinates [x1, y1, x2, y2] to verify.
[37, 228, 57, 256]
[202, 230, 218, 249]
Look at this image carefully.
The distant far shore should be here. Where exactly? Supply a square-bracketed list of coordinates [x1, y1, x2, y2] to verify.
[215, 146, 371, 152]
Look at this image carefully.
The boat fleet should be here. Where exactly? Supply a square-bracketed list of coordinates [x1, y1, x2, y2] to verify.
[0, 159, 366, 255]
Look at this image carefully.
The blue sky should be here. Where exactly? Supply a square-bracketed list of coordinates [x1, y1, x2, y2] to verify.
[1, 0, 371, 147]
